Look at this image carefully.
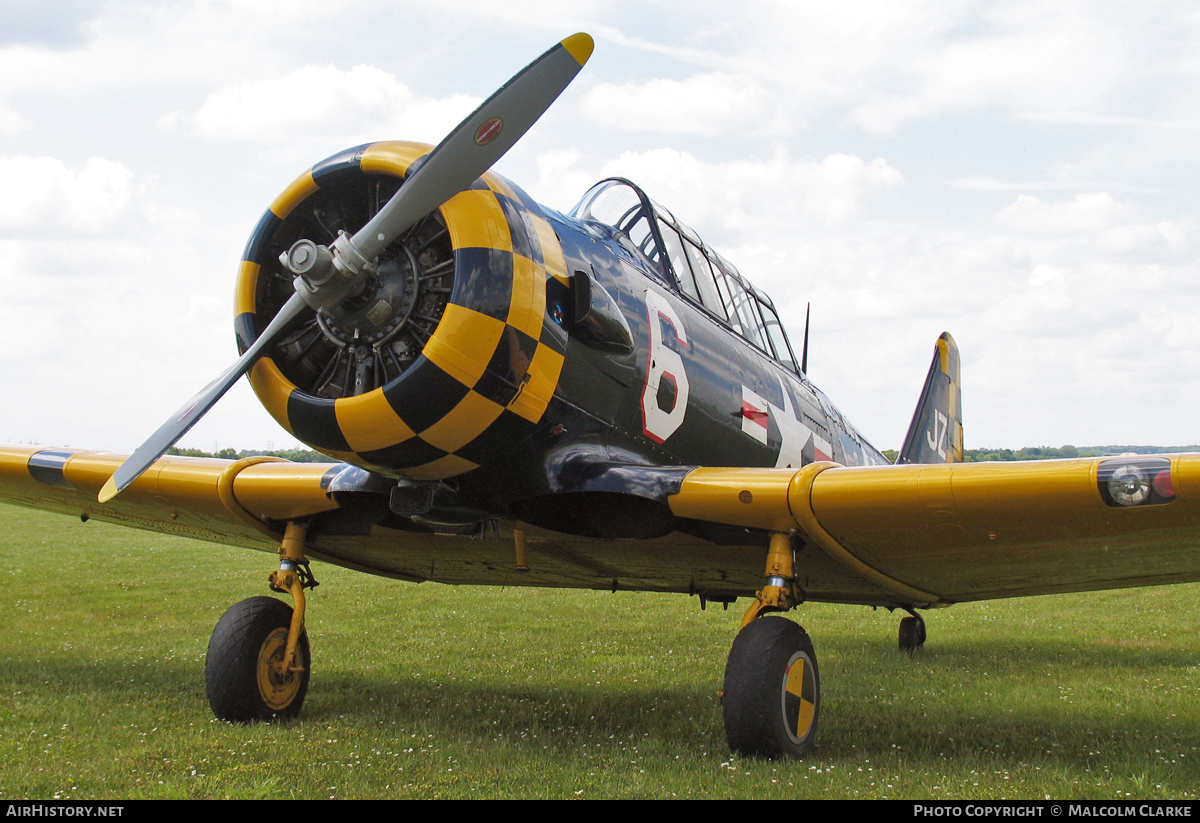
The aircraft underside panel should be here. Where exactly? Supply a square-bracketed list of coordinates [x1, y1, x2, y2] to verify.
[299, 522, 903, 604]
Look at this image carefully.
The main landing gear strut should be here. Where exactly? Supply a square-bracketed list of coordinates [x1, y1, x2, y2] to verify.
[721, 532, 820, 759]
[205, 521, 318, 721]
[721, 534, 934, 758]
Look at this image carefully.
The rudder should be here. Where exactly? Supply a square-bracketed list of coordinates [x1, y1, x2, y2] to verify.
[897, 332, 963, 464]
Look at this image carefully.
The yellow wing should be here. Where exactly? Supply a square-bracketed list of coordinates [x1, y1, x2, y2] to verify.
[0, 446, 337, 553]
[0, 446, 776, 595]
[671, 455, 1200, 606]
[5, 445, 1200, 607]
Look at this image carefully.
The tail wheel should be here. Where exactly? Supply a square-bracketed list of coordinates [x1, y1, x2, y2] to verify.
[206, 596, 310, 721]
[723, 616, 820, 759]
[899, 613, 926, 653]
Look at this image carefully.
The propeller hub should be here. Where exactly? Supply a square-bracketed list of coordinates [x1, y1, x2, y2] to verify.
[286, 231, 376, 313]
[316, 248, 421, 348]
[249, 160, 456, 400]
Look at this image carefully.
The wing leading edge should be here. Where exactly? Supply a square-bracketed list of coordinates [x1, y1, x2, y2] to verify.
[0, 446, 339, 552]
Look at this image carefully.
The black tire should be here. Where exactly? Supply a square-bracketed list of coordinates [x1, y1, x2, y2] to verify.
[205, 596, 310, 722]
[899, 614, 926, 653]
[723, 616, 819, 759]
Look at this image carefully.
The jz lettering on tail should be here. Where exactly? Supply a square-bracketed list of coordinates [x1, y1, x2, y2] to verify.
[926, 410, 949, 459]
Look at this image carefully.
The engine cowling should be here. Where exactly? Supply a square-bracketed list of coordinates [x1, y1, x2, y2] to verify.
[234, 141, 570, 480]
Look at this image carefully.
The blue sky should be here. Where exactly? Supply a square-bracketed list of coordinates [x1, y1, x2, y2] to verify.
[2, 0, 1199, 453]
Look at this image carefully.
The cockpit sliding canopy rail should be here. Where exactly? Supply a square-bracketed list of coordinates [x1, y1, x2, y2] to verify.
[569, 178, 802, 375]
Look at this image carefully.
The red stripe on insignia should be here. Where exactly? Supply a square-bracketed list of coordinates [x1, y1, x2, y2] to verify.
[742, 402, 768, 428]
[814, 448, 832, 461]
[474, 117, 504, 146]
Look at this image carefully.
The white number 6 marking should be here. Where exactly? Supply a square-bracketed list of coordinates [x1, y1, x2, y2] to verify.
[641, 290, 690, 443]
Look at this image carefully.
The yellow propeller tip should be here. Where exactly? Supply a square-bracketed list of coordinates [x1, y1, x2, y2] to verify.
[98, 477, 118, 504]
[561, 32, 594, 66]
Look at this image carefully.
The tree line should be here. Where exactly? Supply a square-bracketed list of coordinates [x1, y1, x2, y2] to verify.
[173, 444, 1200, 465]
[881, 444, 1200, 463]
[167, 447, 328, 462]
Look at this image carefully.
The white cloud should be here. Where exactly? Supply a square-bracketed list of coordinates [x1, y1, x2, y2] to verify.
[581, 72, 774, 135]
[799, 154, 904, 224]
[1096, 220, 1197, 260]
[0, 1, 318, 93]
[995, 192, 1124, 235]
[0, 156, 135, 236]
[0, 101, 29, 134]
[535, 147, 902, 240]
[188, 64, 481, 146]
[532, 149, 596, 212]
[623, 1, 1193, 138]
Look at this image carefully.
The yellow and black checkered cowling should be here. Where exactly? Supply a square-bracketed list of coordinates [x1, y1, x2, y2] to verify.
[234, 141, 570, 480]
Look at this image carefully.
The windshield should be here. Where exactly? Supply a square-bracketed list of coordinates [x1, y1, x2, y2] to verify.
[570, 179, 801, 374]
[571, 180, 662, 268]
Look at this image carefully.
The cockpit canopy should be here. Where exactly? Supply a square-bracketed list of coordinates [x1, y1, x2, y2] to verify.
[570, 178, 801, 374]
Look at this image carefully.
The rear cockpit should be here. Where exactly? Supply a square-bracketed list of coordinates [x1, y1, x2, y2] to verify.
[570, 178, 802, 375]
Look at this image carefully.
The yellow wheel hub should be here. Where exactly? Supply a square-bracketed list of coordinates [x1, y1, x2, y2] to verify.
[256, 627, 301, 711]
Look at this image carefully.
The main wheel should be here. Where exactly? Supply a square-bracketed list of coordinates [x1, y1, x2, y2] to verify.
[206, 596, 310, 722]
[899, 614, 926, 653]
[722, 616, 819, 759]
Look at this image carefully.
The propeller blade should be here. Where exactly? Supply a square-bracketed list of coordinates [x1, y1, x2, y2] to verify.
[351, 32, 594, 263]
[98, 292, 309, 502]
[102, 33, 594, 503]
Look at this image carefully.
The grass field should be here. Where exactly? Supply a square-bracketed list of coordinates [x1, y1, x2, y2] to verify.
[1, 502, 1198, 799]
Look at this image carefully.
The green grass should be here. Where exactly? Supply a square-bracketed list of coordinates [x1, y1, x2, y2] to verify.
[1, 503, 1198, 799]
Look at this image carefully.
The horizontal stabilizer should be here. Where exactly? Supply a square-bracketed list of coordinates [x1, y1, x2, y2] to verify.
[897, 332, 963, 464]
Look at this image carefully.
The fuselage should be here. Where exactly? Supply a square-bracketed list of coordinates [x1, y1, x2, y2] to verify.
[545, 178, 888, 473]
[234, 142, 887, 536]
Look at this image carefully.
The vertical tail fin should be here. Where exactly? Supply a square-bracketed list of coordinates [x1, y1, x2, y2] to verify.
[897, 332, 963, 464]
